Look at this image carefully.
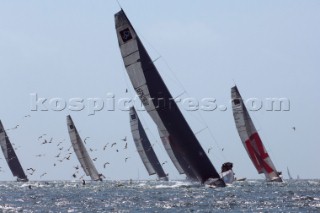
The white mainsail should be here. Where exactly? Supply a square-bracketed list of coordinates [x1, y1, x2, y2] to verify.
[231, 86, 282, 182]
[66, 115, 102, 181]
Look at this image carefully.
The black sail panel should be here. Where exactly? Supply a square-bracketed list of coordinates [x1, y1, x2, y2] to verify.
[0, 120, 28, 181]
[115, 10, 224, 185]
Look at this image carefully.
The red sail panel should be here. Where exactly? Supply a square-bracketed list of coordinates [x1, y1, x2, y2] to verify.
[246, 132, 275, 174]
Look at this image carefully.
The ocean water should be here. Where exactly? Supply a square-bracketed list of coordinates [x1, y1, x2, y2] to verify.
[0, 179, 319, 212]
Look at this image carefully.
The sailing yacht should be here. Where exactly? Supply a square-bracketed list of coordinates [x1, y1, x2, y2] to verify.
[287, 167, 293, 180]
[231, 86, 282, 182]
[130, 107, 168, 181]
[66, 115, 103, 181]
[0, 120, 28, 182]
[115, 9, 225, 187]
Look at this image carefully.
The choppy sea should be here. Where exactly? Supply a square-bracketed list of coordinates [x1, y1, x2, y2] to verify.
[0, 179, 319, 212]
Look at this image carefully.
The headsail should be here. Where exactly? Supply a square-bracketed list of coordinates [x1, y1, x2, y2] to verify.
[66, 115, 102, 181]
[115, 10, 224, 186]
[0, 120, 28, 182]
[231, 86, 282, 182]
[130, 107, 168, 181]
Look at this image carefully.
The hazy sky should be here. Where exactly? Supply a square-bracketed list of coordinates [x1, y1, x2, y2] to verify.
[0, 1, 319, 181]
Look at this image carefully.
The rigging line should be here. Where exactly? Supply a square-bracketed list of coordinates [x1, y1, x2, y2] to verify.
[175, 103, 227, 161]
[115, 0, 122, 9]
[152, 56, 161, 63]
[232, 78, 237, 87]
[138, 34, 186, 92]
[173, 91, 186, 100]
[133, 27, 228, 162]
[147, 50, 227, 162]
[194, 126, 208, 135]
[197, 111, 227, 161]
[127, 14, 184, 93]
[140, 34, 228, 159]
[157, 54, 188, 95]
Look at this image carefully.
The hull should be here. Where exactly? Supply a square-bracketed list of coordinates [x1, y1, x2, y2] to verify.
[221, 170, 235, 184]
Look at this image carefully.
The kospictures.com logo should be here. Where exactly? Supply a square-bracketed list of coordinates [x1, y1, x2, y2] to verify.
[30, 93, 290, 116]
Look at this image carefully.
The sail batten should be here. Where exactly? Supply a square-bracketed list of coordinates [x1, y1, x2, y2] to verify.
[67, 115, 102, 181]
[231, 86, 282, 182]
[130, 107, 168, 180]
[116, 10, 224, 186]
[0, 120, 28, 182]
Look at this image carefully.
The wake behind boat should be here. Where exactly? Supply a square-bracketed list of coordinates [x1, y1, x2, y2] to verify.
[66, 115, 103, 181]
[0, 120, 28, 182]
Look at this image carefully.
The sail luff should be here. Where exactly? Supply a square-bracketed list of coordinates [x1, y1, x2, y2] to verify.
[0, 120, 28, 182]
[66, 115, 101, 181]
[231, 86, 282, 182]
[130, 107, 168, 180]
[115, 10, 224, 185]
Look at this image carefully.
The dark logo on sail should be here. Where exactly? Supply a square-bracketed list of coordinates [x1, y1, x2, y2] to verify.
[130, 114, 136, 120]
[233, 98, 241, 105]
[120, 28, 133, 43]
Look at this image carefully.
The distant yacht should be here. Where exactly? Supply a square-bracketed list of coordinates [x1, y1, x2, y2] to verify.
[66, 115, 103, 181]
[0, 120, 28, 182]
[287, 167, 293, 180]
